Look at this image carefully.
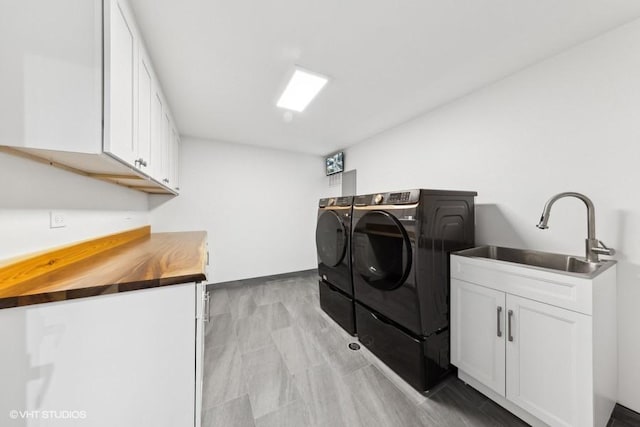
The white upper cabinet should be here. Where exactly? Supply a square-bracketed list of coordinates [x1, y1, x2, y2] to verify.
[171, 127, 180, 192]
[137, 52, 153, 174]
[0, 0, 102, 153]
[104, 0, 179, 191]
[150, 91, 165, 179]
[162, 111, 171, 186]
[104, 0, 139, 168]
[0, 0, 180, 195]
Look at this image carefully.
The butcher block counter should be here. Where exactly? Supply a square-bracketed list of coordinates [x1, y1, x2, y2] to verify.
[0, 226, 208, 427]
[0, 226, 208, 309]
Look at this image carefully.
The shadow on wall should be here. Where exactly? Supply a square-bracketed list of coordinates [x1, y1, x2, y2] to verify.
[612, 209, 640, 306]
[614, 209, 631, 256]
[0, 153, 147, 211]
[148, 194, 174, 210]
[611, 211, 640, 408]
[475, 204, 527, 248]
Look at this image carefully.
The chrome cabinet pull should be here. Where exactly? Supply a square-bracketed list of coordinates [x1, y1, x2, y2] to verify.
[134, 158, 147, 167]
[508, 309, 514, 342]
[203, 291, 211, 323]
[497, 306, 503, 337]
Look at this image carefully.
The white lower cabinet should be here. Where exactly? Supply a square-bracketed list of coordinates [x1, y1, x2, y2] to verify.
[451, 255, 617, 427]
[506, 294, 592, 427]
[194, 282, 209, 427]
[0, 283, 205, 427]
[451, 280, 505, 396]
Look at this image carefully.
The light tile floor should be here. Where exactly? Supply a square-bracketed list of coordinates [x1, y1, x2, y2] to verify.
[202, 271, 638, 427]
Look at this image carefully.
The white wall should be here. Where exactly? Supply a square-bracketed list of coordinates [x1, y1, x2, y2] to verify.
[149, 137, 327, 283]
[0, 152, 148, 262]
[344, 19, 640, 411]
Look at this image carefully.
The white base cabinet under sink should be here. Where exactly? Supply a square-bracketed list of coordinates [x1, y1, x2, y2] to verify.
[451, 254, 617, 427]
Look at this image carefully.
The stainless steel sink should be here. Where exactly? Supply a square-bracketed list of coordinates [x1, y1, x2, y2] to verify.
[453, 246, 616, 278]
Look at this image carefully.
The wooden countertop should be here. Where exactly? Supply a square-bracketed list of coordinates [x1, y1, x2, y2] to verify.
[0, 229, 207, 309]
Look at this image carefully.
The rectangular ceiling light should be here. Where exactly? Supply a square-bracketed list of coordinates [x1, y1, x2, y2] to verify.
[277, 67, 328, 112]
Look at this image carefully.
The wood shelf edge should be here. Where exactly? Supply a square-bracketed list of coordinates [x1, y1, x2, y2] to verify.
[0, 226, 151, 289]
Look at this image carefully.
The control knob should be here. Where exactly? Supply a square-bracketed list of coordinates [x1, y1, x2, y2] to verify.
[374, 194, 384, 204]
[328, 198, 336, 206]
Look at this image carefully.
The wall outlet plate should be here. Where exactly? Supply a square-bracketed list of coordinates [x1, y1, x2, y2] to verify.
[50, 211, 67, 228]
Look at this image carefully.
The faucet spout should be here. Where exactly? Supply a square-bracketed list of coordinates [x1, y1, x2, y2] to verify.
[536, 214, 549, 230]
[536, 192, 612, 263]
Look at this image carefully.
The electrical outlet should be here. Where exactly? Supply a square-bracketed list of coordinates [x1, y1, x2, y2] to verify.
[50, 211, 67, 228]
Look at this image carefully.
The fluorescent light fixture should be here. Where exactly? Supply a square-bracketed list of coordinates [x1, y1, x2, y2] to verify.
[277, 67, 328, 112]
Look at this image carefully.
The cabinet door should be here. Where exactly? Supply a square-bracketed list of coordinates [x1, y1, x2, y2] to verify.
[0, 0, 102, 153]
[161, 112, 172, 186]
[451, 279, 506, 396]
[150, 91, 164, 180]
[104, 0, 138, 167]
[137, 52, 153, 173]
[194, 282, 207, 427]
[171, 127, 180, 192]
[506, 294, 592, 427]
[0, 285, 196, 427]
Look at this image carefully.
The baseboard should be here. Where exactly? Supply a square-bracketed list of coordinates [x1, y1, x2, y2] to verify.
[206, 268, 317, 290]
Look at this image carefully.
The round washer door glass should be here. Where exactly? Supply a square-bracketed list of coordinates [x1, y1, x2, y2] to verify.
[353, 211, 412, 290]
[316, 211, 347, 267]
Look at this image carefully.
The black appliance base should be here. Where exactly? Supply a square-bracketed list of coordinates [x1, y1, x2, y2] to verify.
[355, 302, 450, 391]
[319, 280, 356, 336]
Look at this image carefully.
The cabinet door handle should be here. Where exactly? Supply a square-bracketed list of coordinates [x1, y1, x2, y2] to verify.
[203, 291, 211, 323]
[497, 306, 503, 337]
[507, 309, 514, 342]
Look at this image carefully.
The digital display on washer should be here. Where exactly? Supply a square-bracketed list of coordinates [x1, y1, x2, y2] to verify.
[388, 192, 411, 203]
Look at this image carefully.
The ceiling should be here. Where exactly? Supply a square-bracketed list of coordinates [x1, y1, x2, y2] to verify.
[128, 0, 640, 156]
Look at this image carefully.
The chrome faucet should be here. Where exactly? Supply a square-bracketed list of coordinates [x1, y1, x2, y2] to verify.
[536, 192, 615, 263]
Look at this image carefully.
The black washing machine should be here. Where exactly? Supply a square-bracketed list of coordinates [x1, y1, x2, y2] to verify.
[351, 189, 476, 390]
[315, 196, 356, 335]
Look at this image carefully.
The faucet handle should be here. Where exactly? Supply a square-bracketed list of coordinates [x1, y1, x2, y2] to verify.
[593, 240, 615, 257]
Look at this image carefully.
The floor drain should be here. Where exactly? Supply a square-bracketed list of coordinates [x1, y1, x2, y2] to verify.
[348, 342, 360, 351]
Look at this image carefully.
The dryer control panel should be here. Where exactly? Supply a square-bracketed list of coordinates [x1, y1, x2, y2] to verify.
[354, 189, 420, 206]
[319, 196, 353, 208]
[388, 192, 412, 203]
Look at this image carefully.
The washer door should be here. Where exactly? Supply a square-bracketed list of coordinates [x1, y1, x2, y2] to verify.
[316, 211, 347, 267]
[353, 211, 412, 291]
